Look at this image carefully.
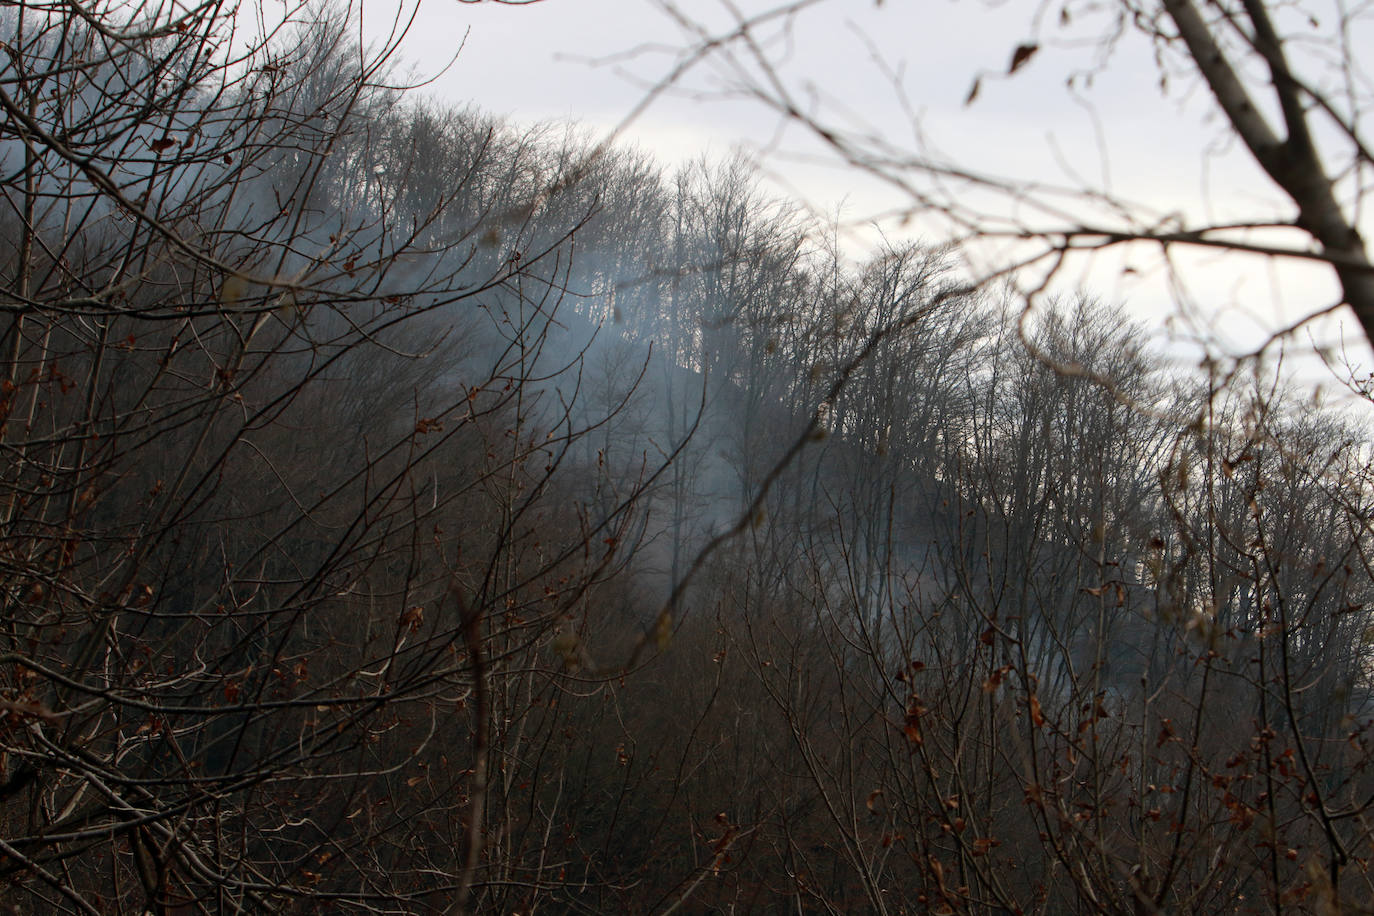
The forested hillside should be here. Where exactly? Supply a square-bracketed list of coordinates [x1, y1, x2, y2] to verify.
[1, 4, 1372, 914]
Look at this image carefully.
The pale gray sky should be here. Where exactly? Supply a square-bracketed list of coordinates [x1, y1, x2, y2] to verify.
[353, 0, 1372, 379]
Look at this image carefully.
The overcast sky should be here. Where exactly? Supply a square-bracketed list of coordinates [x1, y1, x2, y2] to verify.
[353, 0, 1373, 383]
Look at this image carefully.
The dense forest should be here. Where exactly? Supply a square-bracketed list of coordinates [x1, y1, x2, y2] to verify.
[1, 3, 1373, 914]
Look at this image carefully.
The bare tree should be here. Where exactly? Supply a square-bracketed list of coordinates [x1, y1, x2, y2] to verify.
[642, 0, 1374, 370]
[0, 2, 683, 911]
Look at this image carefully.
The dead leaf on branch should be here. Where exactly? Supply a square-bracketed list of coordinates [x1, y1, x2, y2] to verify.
[1008, 43, 1038, 74]
[904, 695, 926, 744]
[964, 76, 981, 106]
[970, 836, 1001, 856]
